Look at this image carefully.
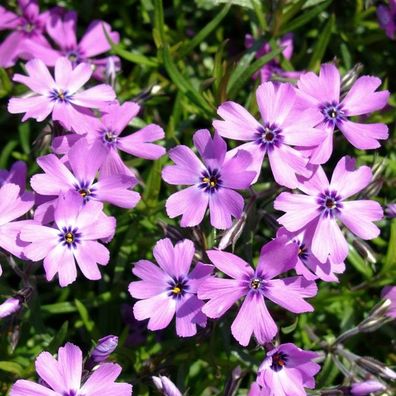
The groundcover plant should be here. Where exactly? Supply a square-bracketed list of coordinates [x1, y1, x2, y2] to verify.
[0, 0, 395, 395]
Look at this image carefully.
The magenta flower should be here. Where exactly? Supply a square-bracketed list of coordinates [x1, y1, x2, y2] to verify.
[377, 1, 396, 39]
[8, 57, 116, 135]
[213, 82, 325, 188]
[0, 0, 50, 67]
[0, 161, 27, 190]
[277, 223, 345, 282]
[245, 33, 302, 82]
[31, 137, 140, 209]
[198, 238, 317, 346]
[10, 342, 132, 395]
[20, 191, 116, 287]
[381, 286, 396, 319]
[128, 238, 213, 337]
[274, 156, 383, 264]
[0, 183, 34, 262]
[296, 63, 389, 164]
[256, 343, 320, 396]
[162, 129, 256, 229]
[24, 7, 120, 80]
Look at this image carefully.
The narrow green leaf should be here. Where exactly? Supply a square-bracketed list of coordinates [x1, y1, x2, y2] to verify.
[382, 219, 396, 274]
[18, 122, 30, 155]
[279, 0, 333, 35]
[0, 140, 18, 168]
[347, 244, 373, 278]
[47, 321, 69, 353]
[0, 68, 12, 98]
[179, 4, 231, 57]
[153, 0, 166, 47]
[308, 14, 335, 70]
[143, 158, 164, 209]
[74, 299, 94, 332]
[0, 361, 23, 376]
[227, 46, 284, 98]
[111, 46, 158, 67]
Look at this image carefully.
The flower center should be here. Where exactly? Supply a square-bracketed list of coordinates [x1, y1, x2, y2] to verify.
[320, 101, 346, 126]
[297, 242, 309, 261]
[317, 189, 343, 217]
[199, 168, 222, 193]
[270, 352, 288, 372]
[255, 123, 283, 150]
[59, 226, 81, 249]
[49, 89, 72, 103]
[250, 278, 262, 289]
[65, 49, 81, 65]
[100, 129, 118, 147]
[167, 277, 189, 299]
[75, 181, 95, 201]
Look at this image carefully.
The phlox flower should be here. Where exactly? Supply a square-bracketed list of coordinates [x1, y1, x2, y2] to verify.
[152, 375, 183, 396]
[8, 57, 116, 134]
[277, 223, 345, 282]
[198, 237, 317, 346]
[256, 343, 320, 396]
[377, 1, 396, 39]
[296, 63, 389, 164]
[274, 156, 383, 264]
[20, 191, 116, 287]
[10, 342, 132, 396]
[213, 81, 325, 188]
[129, 238, 213, 337]
[245, 33, 302, 82]
[0, 161, 27, 190]
[162, 129, 256, 229]
[31, 137, 140, 209]
[0, 183, 34, 266]
[25, 7, 120, 80]
[0, 0, 50, 67]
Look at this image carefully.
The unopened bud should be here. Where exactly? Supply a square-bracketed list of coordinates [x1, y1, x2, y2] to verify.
[350, 380, 386, 395]
[152, 375, 182, 396]
[340, 63, 363, 96]
[86, 335, 118, 369]
[0, 287, 32, 319]
[385, 203, 396, 219]
[356, 356, 396, 381]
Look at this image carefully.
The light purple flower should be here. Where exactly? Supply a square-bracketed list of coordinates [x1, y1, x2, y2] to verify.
[24, 7, 121, 80]
[20, 191, 116, 287]
[0, 0, 50, 67]
[198, 237, 317, 346]
[274, 156, 383, 264]
[257, 343, 320, 396]
[0, 297, 22, 319]
[0, 161, 27, 190]
[8, 57, 116, 134]
[377, 1, 396, 39]
[128, 238, 213, 337]
[277, 223, 345, 282]
[296, 63, 389, 164]
[152, 375, 183, 396]
[350, 380, 386, 395]
[213, 82, 325, 188]
[10, 342, 132, 395]
[245, 33, 303, 82]
[381, 286, 396, 319]
[86, 335, 118, 370]
[162, 129, 256, 229]
[0, 183, 34, 262]
[31, 137, 140, 209]
[248, 382, 266, 395]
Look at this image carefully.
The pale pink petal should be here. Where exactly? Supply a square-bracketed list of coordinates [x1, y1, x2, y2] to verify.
[46, 8, 77, 49]
[71, 84, 116, 108]
[221, 150, 256, 189]
[54, 57, 73, 90]
[66, 62, 93, 94]
[319, 63, 340, 102]
[74, 241, 109, 280]
[8, 96, 54, 122]
[209, 188, 244, 229]
[35, 351, 65, 394]
[173, 239, 195, 278]
[10, 380, 57, 396]
[297, 164, 329, 196]
[308, 127, 334, 165]
[192, 129, 226, 170]
[102, 101, 140, 133]
[57, 343, 82, 391]
[206, 250, 253, 279]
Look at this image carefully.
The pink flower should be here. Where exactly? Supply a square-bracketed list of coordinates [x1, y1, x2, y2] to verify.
[8, 57, 116, 134]
[274, 156, 383, 264]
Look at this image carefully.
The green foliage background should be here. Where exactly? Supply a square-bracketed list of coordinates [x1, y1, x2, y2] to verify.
[0, 0, 395, 394]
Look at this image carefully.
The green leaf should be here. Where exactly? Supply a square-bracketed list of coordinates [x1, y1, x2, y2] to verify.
[18, 122, 30, 155]
[153, 0, 166, 47]
[111, 46, 158, 67]
[0, 68, 12, 98]
[227, 46, 284, 98]
[0, 361, 23, 376]
[308, 14, 335, 70]
[179, 4, 231, 57]
[47, 321, 69, 353]
[143, 158, 164, 209]
[74, 299, 94, 333]
[0, 140, 18, 168]
[279, 0, 333, 35]
[281, 317, 299, 334]
[382, 219, 396, 274]
[347, 244, 373, 278]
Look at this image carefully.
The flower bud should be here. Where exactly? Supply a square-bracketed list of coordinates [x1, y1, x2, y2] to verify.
[385, 204, 396, 219]
[350, 380, 386, 395]
[0, 287, 32, 319]
[86, 335, 118, 369]
[152, 375, 182, 396]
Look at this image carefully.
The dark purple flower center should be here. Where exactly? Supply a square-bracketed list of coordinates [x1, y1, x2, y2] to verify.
[101, 129, 118, 147]
[49, 89, 73, 103]
[74, 181, 96, 202]
[317, 189, 343, 218]
[320, 101, 346, 126]
[270, 352, 288, 372]
[59, 226, 81, 249]
[167, 277, 189, 299]
[254, 123, 283, 151]
[297, 241, 309, 261]
[64, 49, 83, 66]
[250, 278, 262, 289]
[63, 391, 78, 396]
[199, 168, 222, 193]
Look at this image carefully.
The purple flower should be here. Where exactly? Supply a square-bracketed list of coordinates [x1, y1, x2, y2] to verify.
[10, 342, 132, 395]
[213, 82, 325, 188]
[24, 7, 121, 80]
[350, 380, 386, 395]
[381, 286, 396, 319]
[152, 375, 183, 396]
[274, 156, 383, 264]
[384, 203, 396, 218]
[0, 161, 27, 191]
[0, 297, 22, 319]
[296, 63, 389, 164]
[128, 238, 213, 337]
[277, 223, 345, 282]
[20, 191, 116, 287]
[162, 129, 256, 229]
[0, 183, 34, 262]
[8, 57, 116, 135]
[245, 33, 303, 82]
[377, 1, 396, 39]
[31, 137, 140, 209]
[248, 382, 266, 395]
[0, 0, 50, 67]
[86, 335, 118, 370]
[198, 237, 317, 346]
[256, 343, 320, 396]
